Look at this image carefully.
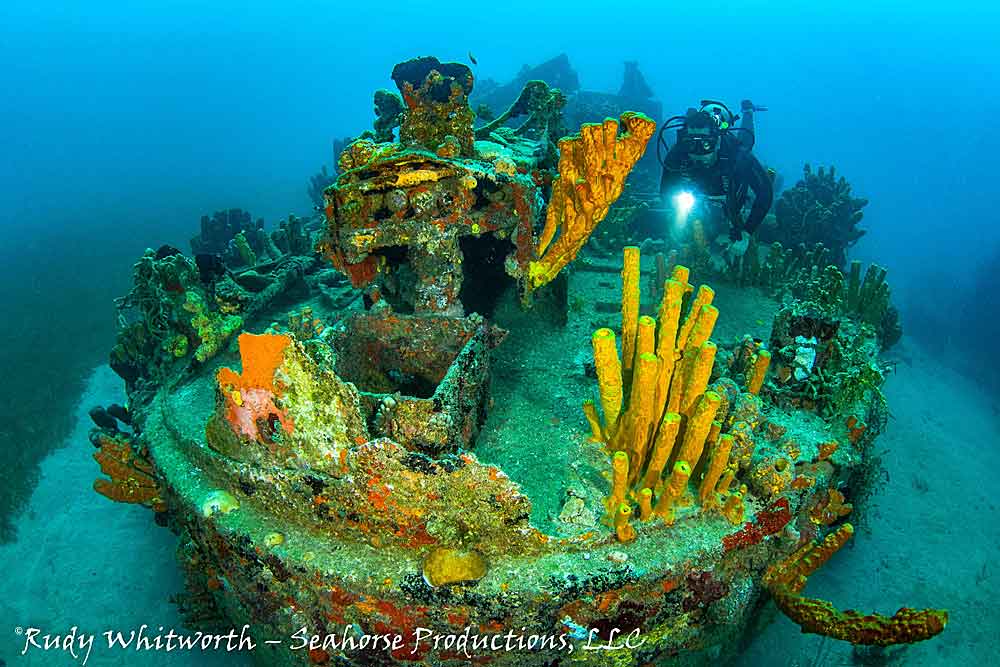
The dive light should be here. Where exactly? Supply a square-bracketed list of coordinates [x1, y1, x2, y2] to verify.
[673, 190, 696, 216]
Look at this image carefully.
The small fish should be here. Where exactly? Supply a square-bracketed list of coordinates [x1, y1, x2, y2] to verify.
[469, 51, 477, 66]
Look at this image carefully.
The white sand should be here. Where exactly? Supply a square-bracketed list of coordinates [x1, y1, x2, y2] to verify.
[0, 366, 246, 666]
[736, 337, 1000, 665]
[3, 337, 996, 666]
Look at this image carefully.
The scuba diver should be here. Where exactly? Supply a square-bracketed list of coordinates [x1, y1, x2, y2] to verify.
[658, 100, 773, 254]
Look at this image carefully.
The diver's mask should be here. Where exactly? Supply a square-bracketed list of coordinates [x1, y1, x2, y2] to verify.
[684, 135, 719, 157]
[683, 130, 719, 165]
[685, 135, 719, 156]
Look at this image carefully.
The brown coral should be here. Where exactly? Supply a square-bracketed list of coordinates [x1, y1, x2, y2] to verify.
[92, 432, 163, 510]
[590, 248, 756, 533]
[764, 524, 948, 646]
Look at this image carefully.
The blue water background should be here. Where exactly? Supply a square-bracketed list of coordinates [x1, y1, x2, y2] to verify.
[1, 0, 997, 467]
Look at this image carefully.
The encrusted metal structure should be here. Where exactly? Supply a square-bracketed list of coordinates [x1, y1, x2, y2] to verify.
[91, 57, 945, 667]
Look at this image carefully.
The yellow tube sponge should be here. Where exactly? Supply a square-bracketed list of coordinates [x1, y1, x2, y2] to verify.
[773, 593, 948, 647]
[529, 112, 656, 290]
[722, 487, 746, 525]
[605, 451, 629, 521]
[699, 433, 734, 503]
[748, 349, 771, 394]
[764, 524, 948, 646]
[654, 460, 691, 523]
[625, 352, 659, 484]
[582, 400, 603, 442]
[635, 315, 656, 362]
[621, 246, 641, 377]
[655, 279, 685, 353]
[768, 523, 857, 594]
[653, 279, 685, 416]
[706, 420, 722, 449]
[677, 285, 715, 353]
[670, 265, 692, 294]
[678, 341, 718, 418]
[592, 328, 623, 436]
[640, 412, 681, 491]
[675, 390, 722, 471]
[686, 304, 720, 351]
[637, 488, 654, 521]
[614, 503, 637, 542]
[716, 463, 737, 495]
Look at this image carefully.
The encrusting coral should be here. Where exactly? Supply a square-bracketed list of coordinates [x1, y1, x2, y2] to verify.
[110, 244, 318, 394]
[528, 113, 656, 291]
[764, 524, 948, 645]
[810, 487, 853, 526]
[391, 56, 476, 156]
[473, 79, 566, 149]
[183, 290, 244, 363]
[110, 250, 245, 388]
[208, 332, 370, 469]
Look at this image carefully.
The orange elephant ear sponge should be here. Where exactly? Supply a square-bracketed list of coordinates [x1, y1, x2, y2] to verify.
[528, 112, 656, 291]
[217, 333, 292, 393]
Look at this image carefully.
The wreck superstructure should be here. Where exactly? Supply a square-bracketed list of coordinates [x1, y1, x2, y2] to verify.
[92, 56, 945, 666]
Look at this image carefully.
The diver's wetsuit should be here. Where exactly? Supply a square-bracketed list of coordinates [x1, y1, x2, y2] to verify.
[659, 121, 772, 237]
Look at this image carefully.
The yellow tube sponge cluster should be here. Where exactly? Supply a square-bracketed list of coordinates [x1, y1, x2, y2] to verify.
[614, 503, 637, 543]
[589, 247, 745, 540]
[529, 113, 656, 290]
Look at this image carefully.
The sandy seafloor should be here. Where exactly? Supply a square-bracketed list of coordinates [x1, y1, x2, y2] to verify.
[1, 336, 997, 666]
[0, 365, 250, 667]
